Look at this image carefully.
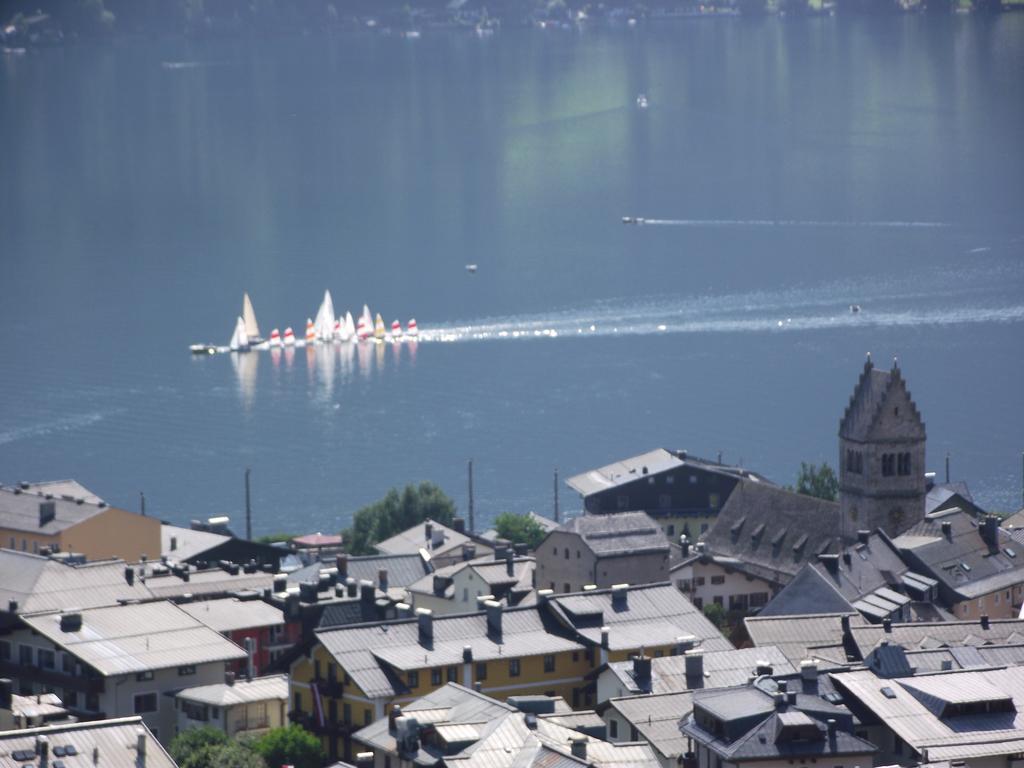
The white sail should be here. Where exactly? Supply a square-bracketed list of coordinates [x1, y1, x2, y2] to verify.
[361, 304, 373, 332]
[341, 311, 356, 342]
[242, 293, 261, 340]
[229, 316, 249, 351]
[314, 290, 336, 341]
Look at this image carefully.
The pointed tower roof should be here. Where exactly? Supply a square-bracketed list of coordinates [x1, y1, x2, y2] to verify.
[839, 355, 924, 442]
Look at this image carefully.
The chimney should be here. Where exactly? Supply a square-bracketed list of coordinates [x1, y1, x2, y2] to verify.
[505, 552, 515, 577]
[857, 530, 870, 545]
[299, 582, 319, 603]
[462, 543, 476, 561]
[379, 569, 389, 592]
[417, 608, 433, 645]
[452, 517, 466, 534]
[611, 583, 629, 609]
[675, 635, 697, 655]
[818, 553, 839, 575]
[170, 536, 177, 551]
[685, 650, 704, 687]
[37, 735, 49, 768]
[982, 515, 999, 547]
[570, 736, 588, 760]
[346, 577, 358, 598]
[826, 718, 837, 750]
[477, 594, 495, 610]
[285, 593, 300, 621]
[680, 536, 690, 557]
[840, 615, 851, 634]
[39, 500, 56, 527]
[336, 554, 348, 579]
[360, 580, 375, 605]
[431, 527, 445, 549]
[225, 671, 236, 686]
[425, 521, 433, 541]
[882, 617, 892, 634]
[485, 600, 503, 638]
[463, 645, 473, 663]
[755, 659, 773, 676]
[7, 600, 17, 614]
[0, 679, 11, 710]
[124, 566, 134, 586]
[273, 575, 287, 593]
[514, 542, 529, 556]
[632, 655, 652, 688]
[537, 588, 554, 604]
[981, 615, 990, 630]
[396, 602, 412, 618]
[799, 660, 818, 682]
[941, 521, 952, 540]
[356, 751, 374, 768]
[60, 612, 82, 632]
[493, 539, 511, 561]
[773, 692, 786, 711]
[389, 704, 402, 732]
[600, 626, 610, 648]
[244, 636, 255, 681]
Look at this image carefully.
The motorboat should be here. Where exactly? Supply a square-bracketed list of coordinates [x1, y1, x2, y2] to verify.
[466, 264, 478, 273]
[190, 343, 216, 355]
[850, 304, 862, 314]
[636, 94, 649, 109]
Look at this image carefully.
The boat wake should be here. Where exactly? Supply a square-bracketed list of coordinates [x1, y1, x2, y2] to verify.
[0, 410, 117, 447]
[630, 218, 953, 229]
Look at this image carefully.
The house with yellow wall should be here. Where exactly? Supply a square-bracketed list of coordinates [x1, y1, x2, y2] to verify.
[292, 582, 732, 762]
[0, 482, 159, 563]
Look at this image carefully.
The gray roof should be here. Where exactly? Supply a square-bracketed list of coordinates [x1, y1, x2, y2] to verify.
[554, 513, 669, 557]
[0, 485, 111, 535]
[376, 520, 491, 562]
[547, 583, 732, 653]
[21, 601, 246, 676]
[607, 692, 694, 759]
[831, 666, 1024, 760]
[756, 566, 856, 618]
[177, 597, 285, 633]
[926, 483, 974, 515]
[289, 552, 430, 589]
[317, 606, 585, 699]
[176, 673, 289, 707]
[9, 692, 69, 720]
[565, 449, 767, 498]
[702, 483, 850, 584]
[161, 524, 230, 561]
[847, 617, 1024, 658]
[0, 550, 155, 615]
[605, 646, 795, 695]
[407, 557, 535, 600]
[18, 479, 105, 506]
[0, 716, 175, 768]
[143, 566, 275, 600]
[744, 613, 865, 667]
[893, 508, 1024, 600]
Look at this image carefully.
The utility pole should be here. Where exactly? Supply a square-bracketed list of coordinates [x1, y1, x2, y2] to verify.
[467, 459, 475, 534]
[945, 453, 950, 484]
[140, 492, 146, 517]
[244, 468, 252, 541]
[553, 468, 560, 524]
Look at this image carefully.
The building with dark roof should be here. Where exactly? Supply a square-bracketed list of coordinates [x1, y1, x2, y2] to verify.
[893, 507, 1024, 620]
[838, 356, 927, 538]
[679, 676, 875, 768]
[0, 482, 160, 563]
[536, 512, 670, 593]
[681, 483, 852, 617]
[758, 530, 941, 624]
[566, 449, 768, 542]
[161, 522, 285, 570]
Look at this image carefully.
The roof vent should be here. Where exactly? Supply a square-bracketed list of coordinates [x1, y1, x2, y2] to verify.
[60, 612, 83, 632]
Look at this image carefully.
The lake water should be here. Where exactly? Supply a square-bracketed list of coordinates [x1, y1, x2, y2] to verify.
[2, 15, 1023, 536]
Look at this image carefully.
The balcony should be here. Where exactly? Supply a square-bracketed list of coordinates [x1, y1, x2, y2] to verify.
[0, 660, 105, 694]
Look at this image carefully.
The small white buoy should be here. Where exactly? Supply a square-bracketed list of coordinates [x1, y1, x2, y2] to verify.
[589, 324, 596, 332]
[657, 324, 667, 331]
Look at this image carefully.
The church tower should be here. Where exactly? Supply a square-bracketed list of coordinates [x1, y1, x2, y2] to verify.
[839, 355, 926, 537]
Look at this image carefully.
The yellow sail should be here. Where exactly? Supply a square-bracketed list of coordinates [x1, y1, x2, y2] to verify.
[374, 313, 386, 339]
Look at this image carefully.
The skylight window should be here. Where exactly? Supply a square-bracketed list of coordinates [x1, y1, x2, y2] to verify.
[881, 687, 897, 699]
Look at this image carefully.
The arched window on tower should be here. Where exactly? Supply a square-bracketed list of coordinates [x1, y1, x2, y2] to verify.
[897, 452, 911, 476]
[882, 454, 895, 477]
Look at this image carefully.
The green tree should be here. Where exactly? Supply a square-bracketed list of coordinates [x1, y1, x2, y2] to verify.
[169, 727, 227, 768]
[793, 462, 839, 502]
[343, 482, 455, 555]
[493, 512, 547, 550]
[256, 532, 296, 545]
[249, 725, 324, 768]
[702, 602, 727, 630]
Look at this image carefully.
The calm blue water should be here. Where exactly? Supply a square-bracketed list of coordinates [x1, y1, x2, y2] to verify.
[2, 16, 1023, 534]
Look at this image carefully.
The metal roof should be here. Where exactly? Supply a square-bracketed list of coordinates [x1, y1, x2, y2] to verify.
[830, 666, 1024, 757]
[744, 613, 865, 667]
[605, 645, 795, 695]
[21, 601, 246, 676]
[607, 692, 694, 759]
[143, 567, 274, 600]
[566, 450, 684, 496]
[161, 524, 230, 561]
[0, 716, 175, 768]
[177, 596, 285, 633]
[289, 552, 430, 589]
[554, 513, 670, 557]
[0, 486, 111, 535]
[176, 673, 289, 707]
[376, 520, 489, 561]
[0, 550, 154, 615]
[18, 479, 105, 506]
[548, 583, 732, 653]
[848, 617, 1024, 657]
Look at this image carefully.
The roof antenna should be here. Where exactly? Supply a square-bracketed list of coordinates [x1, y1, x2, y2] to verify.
[467, 459, 475, 534]
[140, 491, 146, 517]
[554, 467, 560, 524]
[245, 468, 252, 540]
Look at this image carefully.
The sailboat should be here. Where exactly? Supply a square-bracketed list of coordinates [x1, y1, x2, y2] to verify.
[283, 327, 296, 346]
[374, 313, 386, 341]
[242, 293, 264, 345]
[356, 315, 370, 341]
[228, 316, 250, 352]
[391, 320, 403, 340]
[304, 319, 316, 344]
[340, 311, 356, 342]
[269, 328, 282, 348]
[313, 290, 336, 342]
[361, 305, 373, 336]
[407, 319, 419, 338]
